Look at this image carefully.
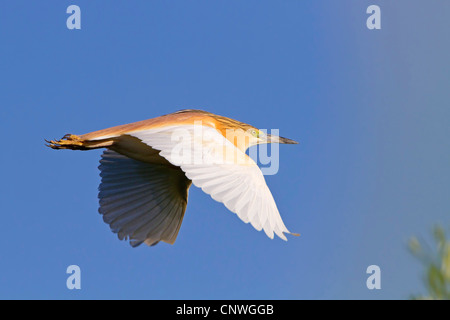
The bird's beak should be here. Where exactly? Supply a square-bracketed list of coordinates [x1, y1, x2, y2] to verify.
[265, 134, 299, 144]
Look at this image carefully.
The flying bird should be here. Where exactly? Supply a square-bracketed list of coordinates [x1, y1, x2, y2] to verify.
[46, 110, 299, 247]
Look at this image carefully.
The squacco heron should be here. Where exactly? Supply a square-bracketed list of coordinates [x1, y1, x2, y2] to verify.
[46, 109, 299, 247]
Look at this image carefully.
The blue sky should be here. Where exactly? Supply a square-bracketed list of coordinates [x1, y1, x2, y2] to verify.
[0, 1, 449, 299]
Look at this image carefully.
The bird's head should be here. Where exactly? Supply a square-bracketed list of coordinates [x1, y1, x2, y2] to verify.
[210, 113, 298, 152]
[223, 126, 298, 152]
[247, 128, 298, 147]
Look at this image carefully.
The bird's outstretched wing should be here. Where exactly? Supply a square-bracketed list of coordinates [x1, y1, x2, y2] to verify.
[130, 125, 294, 240]
[98, 149, 191, 247]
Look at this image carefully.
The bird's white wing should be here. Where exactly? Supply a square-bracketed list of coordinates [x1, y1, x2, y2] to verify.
[98, 150, 191, 247]
[131, 125, 294, 240]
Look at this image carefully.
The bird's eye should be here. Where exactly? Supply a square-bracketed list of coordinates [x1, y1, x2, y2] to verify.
[251, 130, 259, 138]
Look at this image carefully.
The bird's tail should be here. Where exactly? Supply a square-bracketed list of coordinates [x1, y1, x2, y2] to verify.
[45, 134, 113, 150]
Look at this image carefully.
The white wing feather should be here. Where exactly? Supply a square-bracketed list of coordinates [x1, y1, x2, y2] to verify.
[131, 125, 292, 240]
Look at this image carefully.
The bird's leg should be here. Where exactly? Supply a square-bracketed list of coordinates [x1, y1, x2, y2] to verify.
[45, 134, 115, 150]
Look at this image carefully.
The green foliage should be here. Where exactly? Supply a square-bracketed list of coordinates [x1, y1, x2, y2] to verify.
[408, 225, 450, 300]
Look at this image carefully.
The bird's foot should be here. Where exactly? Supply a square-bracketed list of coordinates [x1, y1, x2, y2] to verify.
[45, 134, 85, 150]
